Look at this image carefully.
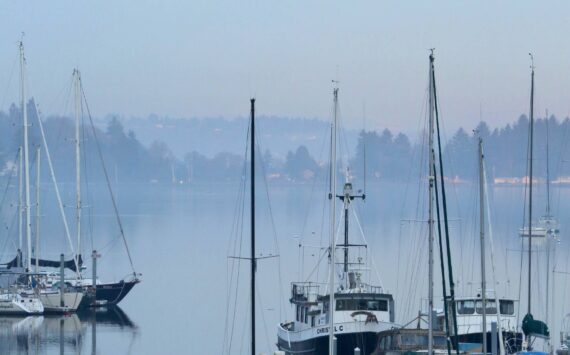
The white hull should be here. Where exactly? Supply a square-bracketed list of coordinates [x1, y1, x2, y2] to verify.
[278, 319, 395, 343]
[39, 291, 84, 313]
[0, 293, 44, 315]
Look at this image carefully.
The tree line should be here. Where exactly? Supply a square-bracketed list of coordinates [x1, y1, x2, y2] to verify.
[1, 102, 569, 184]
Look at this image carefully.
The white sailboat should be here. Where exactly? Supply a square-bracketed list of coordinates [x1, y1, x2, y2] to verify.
[0, 40, 43, 315]
[38, 69, 139, 307]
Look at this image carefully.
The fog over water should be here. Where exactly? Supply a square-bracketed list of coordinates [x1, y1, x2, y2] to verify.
[1, 179, 568, 354]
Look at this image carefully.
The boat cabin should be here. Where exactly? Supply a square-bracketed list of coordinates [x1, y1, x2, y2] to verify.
[289, 282, 394, 329]
[439, 296, 519, 334]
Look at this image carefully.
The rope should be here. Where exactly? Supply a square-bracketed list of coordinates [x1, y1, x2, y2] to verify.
[482, 148, 506, 355]
[223, 120, 249, 355]
[33, 100, 78, 274]
[80, 83, 136, 276]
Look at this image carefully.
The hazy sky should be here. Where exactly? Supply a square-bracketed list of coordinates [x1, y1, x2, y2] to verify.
[1, 1, 570, 135]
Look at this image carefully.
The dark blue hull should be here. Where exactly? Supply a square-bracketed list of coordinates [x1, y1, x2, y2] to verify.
[80, 279, 139, 307]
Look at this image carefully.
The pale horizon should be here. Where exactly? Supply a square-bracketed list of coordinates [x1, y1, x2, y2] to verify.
[1, 1, 569, 136]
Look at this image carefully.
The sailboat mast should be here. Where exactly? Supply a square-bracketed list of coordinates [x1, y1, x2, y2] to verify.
[250, 98, 256, 355]
[343, 186, 349, 275]
[479, 137, 487, 355]
[74, 69, 82, 264]
[428, 50, 435, 355]
[18, 146, 23, 265]
[545, 110, 550, 217]
[20, 41, 32, 272]
[329, 85, 339, 355]
[35, 147, 40, 273]
[545, 109, 551, 343]
[527, 55, 534, 318]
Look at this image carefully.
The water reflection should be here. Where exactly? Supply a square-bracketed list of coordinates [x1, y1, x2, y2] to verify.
[0, 307, 137, 354]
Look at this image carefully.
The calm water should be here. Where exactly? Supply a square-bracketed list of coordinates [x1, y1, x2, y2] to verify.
[1, 180, 570, 354]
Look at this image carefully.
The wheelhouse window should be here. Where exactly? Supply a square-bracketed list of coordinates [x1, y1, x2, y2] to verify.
[457, 300, 475, 314]
[475, 300, 497, 314]
[336, 299, 388, 311]
[500, 300, 515, 315]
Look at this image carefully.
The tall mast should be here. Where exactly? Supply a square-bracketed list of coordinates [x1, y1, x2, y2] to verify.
[527, 54, 534, 319]
[338, 181, 365, 283]
[428, 50, 435, 355]
[545, 108, 551, 345]
[74, 69, 82, 264]
[35, 147, 41, 273]
[343, 184, 349, 276]
[329, 84, 339, 355]
[18, 146, 23, 266]
[479, 137, 487, 355]
[545, 109, 550, 217]
[250, 98, 256, 355]
[20, 41, 32, 272]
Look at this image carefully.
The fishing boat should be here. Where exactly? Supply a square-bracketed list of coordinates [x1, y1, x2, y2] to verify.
[277, 85, 397, 355]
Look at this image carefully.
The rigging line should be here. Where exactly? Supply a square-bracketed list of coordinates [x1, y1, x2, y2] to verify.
[226, 120, 250, 355]
[0, 149, 20, 219]
[304, 248, 328, 282]
[433, 160, 452, 355]
[79, 91, 95, 252]
[0, 55, 18, 111]
[255, 285, 272, 353]
[351, 208, 384, 289]
[362, 104, 366, 195]
[554, 110, 570, 215]
[299, 124, 330, 279]
[80, 84, 136, 275]
[255, 127, 286, 320]
[0, 203, 19, 257]
[432, 67, 459, 354]
[482, 142, 506, 355]
[52, 74, 75, 152]
[396, 85, 427, 299]
[33, 100, 78, 273]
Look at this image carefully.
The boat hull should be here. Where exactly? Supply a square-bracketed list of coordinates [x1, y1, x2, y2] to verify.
[455, 331, 523, 354]
[277, 331, 378, 355]
[0, 293, 44, 315]
[82, 280, 139, 307]
[277, 320, 393, 355]
[39, 291, 84, 313]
